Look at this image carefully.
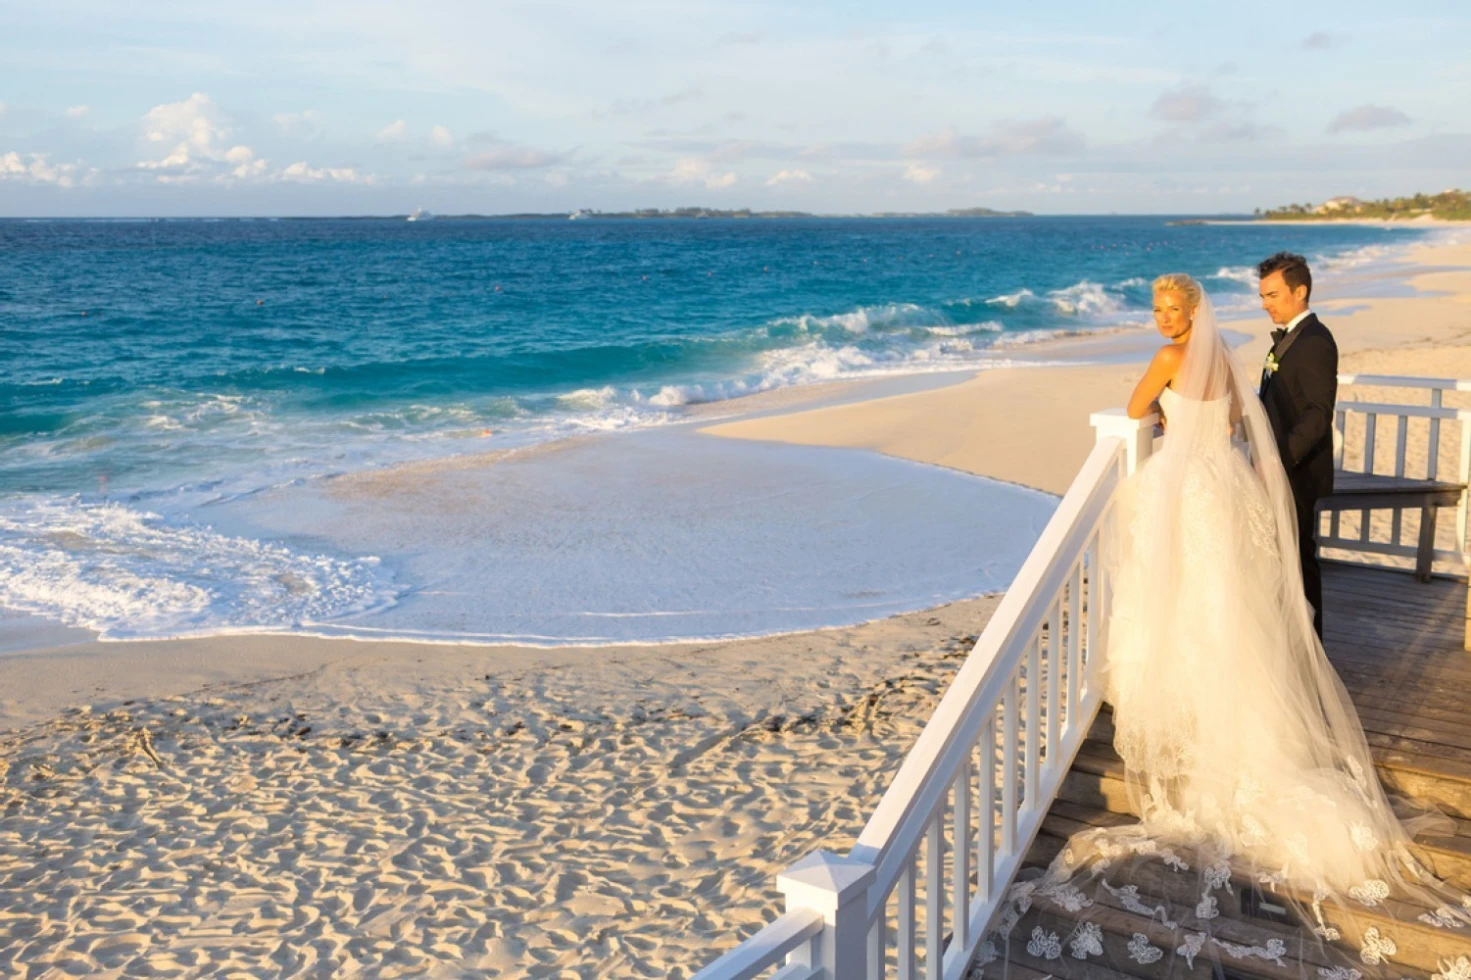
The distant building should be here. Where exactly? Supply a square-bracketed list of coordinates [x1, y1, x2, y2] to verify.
[1314, 196, 1363, 214]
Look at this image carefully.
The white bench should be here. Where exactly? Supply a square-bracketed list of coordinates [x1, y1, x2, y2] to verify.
[1321, 374, 1471, 583]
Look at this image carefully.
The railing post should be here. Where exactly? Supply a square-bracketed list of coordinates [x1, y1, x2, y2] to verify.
[777, 851, 876, 980]
[1089, 407, 1157, 476]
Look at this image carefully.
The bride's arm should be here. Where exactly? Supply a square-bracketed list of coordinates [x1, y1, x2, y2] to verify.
[1126, 344, 1183, 419]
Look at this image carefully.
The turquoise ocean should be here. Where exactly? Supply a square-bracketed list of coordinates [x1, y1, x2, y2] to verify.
[0, 216, 1436, 643]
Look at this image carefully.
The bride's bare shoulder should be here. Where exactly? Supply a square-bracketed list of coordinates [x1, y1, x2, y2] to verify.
[1150, 343, 1185, 368]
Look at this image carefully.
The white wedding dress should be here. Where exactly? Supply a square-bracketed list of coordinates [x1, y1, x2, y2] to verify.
[990, 295, 1471, 976]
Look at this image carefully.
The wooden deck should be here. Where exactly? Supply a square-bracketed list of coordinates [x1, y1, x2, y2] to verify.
[1322, 562, 1471, 819]
[980, 563, 1471, 977]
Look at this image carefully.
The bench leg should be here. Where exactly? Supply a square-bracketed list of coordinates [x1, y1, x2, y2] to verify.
[1415, 505, 1437, 583]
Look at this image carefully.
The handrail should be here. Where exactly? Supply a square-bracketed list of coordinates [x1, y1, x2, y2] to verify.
[1338, 373, 1471, 392]
[689, 408, 1159, 980]
[852, 435, 1125, 904]
[689, 910, 823, 980]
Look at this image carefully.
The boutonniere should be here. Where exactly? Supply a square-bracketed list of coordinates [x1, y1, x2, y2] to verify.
[1264, 351, 1281, 375]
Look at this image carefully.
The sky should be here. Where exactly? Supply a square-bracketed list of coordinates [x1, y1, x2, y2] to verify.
[1, 1, 1468, 216]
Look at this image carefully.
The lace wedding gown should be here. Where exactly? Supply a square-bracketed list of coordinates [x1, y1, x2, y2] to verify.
[990, 305, 1471, 976]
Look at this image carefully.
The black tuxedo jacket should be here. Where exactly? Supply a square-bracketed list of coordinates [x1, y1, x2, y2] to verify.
[1259, 313, 1338, 505]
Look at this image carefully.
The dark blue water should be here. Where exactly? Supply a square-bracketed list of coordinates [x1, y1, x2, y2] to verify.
[1, 216, 1424, 497]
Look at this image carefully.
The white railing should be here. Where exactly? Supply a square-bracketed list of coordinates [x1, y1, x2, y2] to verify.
[691, 409, 1156, 980]
[1327, 374, 1471, 570]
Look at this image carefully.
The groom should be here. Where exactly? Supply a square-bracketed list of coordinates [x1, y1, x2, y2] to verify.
[1257, 252, 1338, 638]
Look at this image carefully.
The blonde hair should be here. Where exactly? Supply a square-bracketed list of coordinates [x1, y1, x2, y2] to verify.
[1152, 272, 1203, 309]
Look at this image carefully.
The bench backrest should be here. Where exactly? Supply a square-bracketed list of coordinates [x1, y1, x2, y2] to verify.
[1328, 374, 1471, 569]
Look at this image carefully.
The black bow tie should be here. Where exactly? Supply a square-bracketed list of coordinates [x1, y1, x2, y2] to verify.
[1270, 328, 1287, 345]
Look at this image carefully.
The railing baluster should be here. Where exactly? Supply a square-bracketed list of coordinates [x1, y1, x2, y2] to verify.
[1392, 414, 1409, 543]
[1046, 594, 1063, 773]
[1334, 408, 1347, 469]
[1364, 412, 1378, 473]
[1024, 634, 1041, 808]
[868, 909, 885, 980]
[926, 811, 943, 980]
[975, 716, 995, 909]
[951, 758, 970, 954]
[898, 857, 916, 980]
[1066, 562, 1082, 737]
[1001, 674, 1018, 855]
[1429, 389, 1443, 480]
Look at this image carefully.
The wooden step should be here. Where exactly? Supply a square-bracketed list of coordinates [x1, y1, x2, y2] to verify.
[1022, 800, 1471, 975]
[1061, 734, 1471, 891]
[972, 872, 1353, 980]
[1086, 708, 1471, 823]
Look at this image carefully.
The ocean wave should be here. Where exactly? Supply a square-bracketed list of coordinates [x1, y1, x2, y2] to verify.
[1210, 265, 1257, 285]
[984, 288, 1036, 308]
[0, 498, 398, 639]
[921, 321, 1003, 337]
[1046, 281, 1124, 316]
[771, 301, 944, 336]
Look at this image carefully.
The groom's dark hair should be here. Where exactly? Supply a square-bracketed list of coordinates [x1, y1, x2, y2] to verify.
[1257, 251, 1312, 301]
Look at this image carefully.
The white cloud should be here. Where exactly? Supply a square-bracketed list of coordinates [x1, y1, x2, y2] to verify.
[766, 168, 812, 186]
[430, 124, 453, 147]
[464, 134, 561, 169]
[667, 157, 736, 188]
[137, 92, 264, 182]
[1327, 104, 1411, 134]
[0, 151, 94, 187]
[376, 119, 408, 142]
[903, 163, 939, 185]
[905, 118, 1083, 158]
[279, 161, 370, 183]
[64, 105, 89, 119]
[273, 110, 324, 139]
[1150, 84, 1221, 123]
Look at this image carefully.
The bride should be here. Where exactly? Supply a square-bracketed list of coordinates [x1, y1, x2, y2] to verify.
[993, 274, 1470, 975]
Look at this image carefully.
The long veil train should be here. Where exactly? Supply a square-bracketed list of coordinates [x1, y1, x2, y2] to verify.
[990, 286, 1471, 975]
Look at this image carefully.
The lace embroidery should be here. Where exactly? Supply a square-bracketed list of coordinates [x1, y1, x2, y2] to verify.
[1211, 936, 1288, 966]
[1241, 814, 1267, 846]
[1358, 926, 1396, 966]
[1103, 881, 1177, 928]
[1431, 955, 1471, 980]
[1348, 821, 1379, 852]
[1233, 776, 1265, 809]
[1069, 922, 1103, 960]
[1161, 849, 1188, 871]
[1419, 907, 1466, 930]
[1127, 933, 1163, 965]
[1319, 969, 1362, 980]
[1345, 756, 1368, 790]
[1177, 932, 1206, 969]
[1026, 926, 1061, 960]
[974, 940, 998, 966]
[1348, 879, 1389, 907]
[1311, 886, 1340, 940]
[1039, 881, 1091, 913]
[1195, 894, 1219, 920]
[1204, 861, 1231, 891]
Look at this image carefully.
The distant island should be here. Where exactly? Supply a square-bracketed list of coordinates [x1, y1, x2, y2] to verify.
[361, 206, 1034, 221]
[1256, 189, 1471, 222]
